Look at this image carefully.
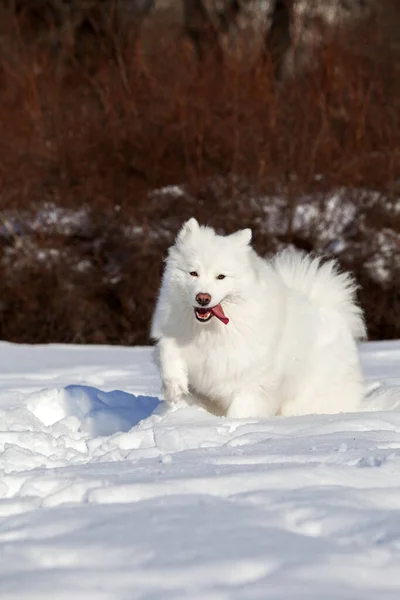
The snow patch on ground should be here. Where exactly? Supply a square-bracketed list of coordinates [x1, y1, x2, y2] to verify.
[0, 187, 398, 290]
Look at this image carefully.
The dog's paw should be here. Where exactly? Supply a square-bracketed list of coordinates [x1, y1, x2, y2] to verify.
[226, 394, 277, 419]
[226, 402, 247, 419]
[163, 379, 189, 405]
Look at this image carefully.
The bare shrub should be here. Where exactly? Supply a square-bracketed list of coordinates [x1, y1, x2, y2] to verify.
[0, 6, 398, 343]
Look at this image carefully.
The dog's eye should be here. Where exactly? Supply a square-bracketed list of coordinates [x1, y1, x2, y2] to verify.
[216, 274, 226, 280]
[189, 271, 198, 277]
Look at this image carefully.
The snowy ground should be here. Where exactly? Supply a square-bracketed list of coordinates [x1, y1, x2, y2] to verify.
[0, 341, 400, 599]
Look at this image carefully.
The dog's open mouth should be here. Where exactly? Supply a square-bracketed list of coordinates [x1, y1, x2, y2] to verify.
[194, 304, 229, 325]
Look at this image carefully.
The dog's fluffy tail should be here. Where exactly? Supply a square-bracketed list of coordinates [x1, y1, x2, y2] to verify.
[272, 248, 367, 341]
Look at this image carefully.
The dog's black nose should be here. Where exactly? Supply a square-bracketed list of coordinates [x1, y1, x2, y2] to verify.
[196, 293, 211, 306]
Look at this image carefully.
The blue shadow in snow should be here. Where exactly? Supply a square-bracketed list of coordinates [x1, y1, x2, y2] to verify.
[64, 385, 162, 437]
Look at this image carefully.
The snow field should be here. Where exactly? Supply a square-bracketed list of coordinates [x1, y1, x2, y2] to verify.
[0, 341, 400, 598]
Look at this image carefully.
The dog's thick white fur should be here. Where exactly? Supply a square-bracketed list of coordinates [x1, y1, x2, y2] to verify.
[151, 218, 366, 418]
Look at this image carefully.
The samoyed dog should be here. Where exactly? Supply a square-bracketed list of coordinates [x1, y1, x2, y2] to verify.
[151, 218, 366, 418]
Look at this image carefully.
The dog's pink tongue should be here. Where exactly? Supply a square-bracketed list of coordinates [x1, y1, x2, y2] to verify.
[211, 304, 229, 325]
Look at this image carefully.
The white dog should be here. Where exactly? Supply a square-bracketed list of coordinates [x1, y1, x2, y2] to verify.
[151, 218, 366, 418]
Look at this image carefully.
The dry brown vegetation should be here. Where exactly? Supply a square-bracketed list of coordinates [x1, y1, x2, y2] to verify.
[0, 2, 398, 344]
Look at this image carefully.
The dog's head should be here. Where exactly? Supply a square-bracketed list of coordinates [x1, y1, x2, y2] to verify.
[166, 218, 253, 325]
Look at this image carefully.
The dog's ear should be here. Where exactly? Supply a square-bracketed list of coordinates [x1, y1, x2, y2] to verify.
[229, 228, 252, 247]
[176, 218, 200, 243]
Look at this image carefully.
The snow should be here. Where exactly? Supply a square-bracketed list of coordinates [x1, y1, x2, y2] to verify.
[1, 340, 400, 599]
[149, 184, 186, 199]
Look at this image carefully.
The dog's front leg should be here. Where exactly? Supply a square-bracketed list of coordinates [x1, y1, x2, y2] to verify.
[156, 337, 189, 405]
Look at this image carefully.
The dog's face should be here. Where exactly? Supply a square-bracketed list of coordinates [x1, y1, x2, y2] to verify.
[167, 218, 252, 324]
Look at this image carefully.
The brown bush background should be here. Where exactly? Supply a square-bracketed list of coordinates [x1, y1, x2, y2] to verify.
[0, 1, 398, 345]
